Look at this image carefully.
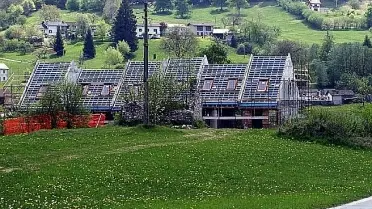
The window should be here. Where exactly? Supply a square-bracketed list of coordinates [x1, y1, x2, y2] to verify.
[203, 79, 213, 90]
[206, 26, 212, 31]
[101, 85, 110, 96]
[153, 29, 158, 34]
[226, 79, 237, 90]
[49, 30, 52, 34]
[3, 70, 5, 73]
[196, 32, 200, 36]
[3, 77, 5, 81]
[36, 86, 48, 98]
[197, 26, 203, 31]
[257, 80, 268, 92]
[139, 28, 142, 32]
[82, 85, 90, 96]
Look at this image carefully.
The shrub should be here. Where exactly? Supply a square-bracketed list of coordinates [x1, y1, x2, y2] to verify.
[349, 0, 360, 10]
[278, 106, 372, 148]
[2, 39, 22, 52]
[236, 43, 252, 55]
[193, 119, 207, 129]
[18, 42, 34, 55]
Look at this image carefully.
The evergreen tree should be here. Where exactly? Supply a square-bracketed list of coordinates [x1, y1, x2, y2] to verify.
[53, 26, 64, 56]
[363, 35, 372, 48]
[320, 31, 334, 61]
[175, 0, 191, 19]
[112, 0, 138, 52]
[155, 0, 173, 13]
[230, 35, 237, 48]
[83, 27, 96, 59]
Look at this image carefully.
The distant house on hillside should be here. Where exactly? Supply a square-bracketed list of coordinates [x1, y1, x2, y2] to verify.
[39, 21, 69, 37]
[136, 23, 161, 39]
[212, 28, 232, 41]
[308, 0, 321, 11]
[39, 21, 96, 39]
[0, 63, 9, 82]
[327, 89, 355, 105]
[187, 23, 214, 36]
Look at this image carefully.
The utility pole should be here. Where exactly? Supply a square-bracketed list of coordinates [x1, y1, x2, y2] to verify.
[143, 1, 150, 126]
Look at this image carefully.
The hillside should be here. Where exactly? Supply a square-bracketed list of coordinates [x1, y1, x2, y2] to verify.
[1, 126, 372, 208]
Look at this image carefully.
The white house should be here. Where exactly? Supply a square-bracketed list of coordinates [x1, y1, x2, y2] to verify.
[136, 23, 161, 39]
[308, 0, 321, 11]
[187, 23, 214, 36]
[39, 21, 69, 37]
[0, 63, 9, 82]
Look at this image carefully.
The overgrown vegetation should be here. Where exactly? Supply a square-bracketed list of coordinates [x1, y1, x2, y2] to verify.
[279, 104, 372, 149]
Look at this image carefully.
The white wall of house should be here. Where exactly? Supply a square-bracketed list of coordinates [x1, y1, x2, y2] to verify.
[188, 25, 214, 36]
[0, 64, 9, 82]
[136, 25, 161, 38]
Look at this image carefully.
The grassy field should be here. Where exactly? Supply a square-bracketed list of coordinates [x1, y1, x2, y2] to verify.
[140, 2, 369, 44]
[1, 126, 372, 208]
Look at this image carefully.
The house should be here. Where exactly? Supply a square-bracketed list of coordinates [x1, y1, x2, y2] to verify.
[187, 23, 214, 36]
[212, 28, 232, 40]
[327, 90, 355, 105]
[39, 21, 69, 37]
[0, 63, 9, 82]
[308, 0, 321, 11]
[136, 23, 161, 39]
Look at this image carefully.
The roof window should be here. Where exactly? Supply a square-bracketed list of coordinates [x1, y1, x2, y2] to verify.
[226, 79, 237, 90]
[202, 79, 213, 90]
[257, 80, 268, 92]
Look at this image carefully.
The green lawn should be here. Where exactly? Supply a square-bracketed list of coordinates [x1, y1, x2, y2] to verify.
[140, 2, 369, 44]
[1, 126, 372, 208]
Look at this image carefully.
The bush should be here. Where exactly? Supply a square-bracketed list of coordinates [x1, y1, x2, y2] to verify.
[18, 42, 34, 55]
[349, 0, 360, 10]
[193, 119, 207, 129]
[278, 106, 372, 148]
[2, 39, 22, 52]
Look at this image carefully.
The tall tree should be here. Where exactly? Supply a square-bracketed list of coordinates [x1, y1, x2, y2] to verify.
[40, 4, 60, 21]
[155, 0, 173, 13]
[175, 0, 191, 19]
[83, 27, 95, 59]
[22, 0, 36, 16]
[366, 6, 372, 28]
[161, 27, 198, 58]
[214, 0, 227, 11]
[228, 0, 248, 16]
[76, 14, 91, 38]
[65, 0, 80, 11]
[103, 0, 121, 22]
[363, 35, 372, 48]
[112, 0, 138, 51]
[53, 26, 64, 56]
[311, 59, 329, 88]
[319, 31, 334, 61]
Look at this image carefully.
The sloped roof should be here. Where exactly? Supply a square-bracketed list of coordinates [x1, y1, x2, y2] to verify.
[241, 56, 288, 101]
[199, 64, 247, 102]
[0, 63, 9, 70]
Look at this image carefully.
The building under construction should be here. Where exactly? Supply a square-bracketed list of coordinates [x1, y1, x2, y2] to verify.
[13, 54, 300, 128]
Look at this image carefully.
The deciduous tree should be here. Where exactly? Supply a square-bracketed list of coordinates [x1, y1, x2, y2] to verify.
[175, 0, 191, 19]
[40, 4, 60, 21]
[161, 27, 198, 58]
[198, 41, 230, 64]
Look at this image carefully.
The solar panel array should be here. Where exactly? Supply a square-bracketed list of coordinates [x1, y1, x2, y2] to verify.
[78, 69, 123, 84]
[199, 64, 247, 102]
[242, 56, 287, 101]
[165, 57, 204, 80]
[113, 61, 162, 108]
[20, 62, 71, 107]
[78, 69, 124, 109]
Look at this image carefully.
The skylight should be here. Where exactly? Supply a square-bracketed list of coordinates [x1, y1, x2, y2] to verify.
[226, 79, 237, 90]
[203, 79, 213, 90]
[101, 85, 110, 96]
[82, 85, 90, 96]
[257, 80, 268, 92]
[36, 86, 48, 98]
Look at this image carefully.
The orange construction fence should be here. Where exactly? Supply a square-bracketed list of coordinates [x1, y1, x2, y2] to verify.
[3, 113, 105, 136]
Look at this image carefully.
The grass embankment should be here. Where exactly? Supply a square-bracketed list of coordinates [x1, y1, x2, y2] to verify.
[1, 126, 372, 208]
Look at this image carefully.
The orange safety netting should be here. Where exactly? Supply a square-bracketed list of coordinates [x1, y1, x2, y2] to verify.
[3, 113, 106, 136]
